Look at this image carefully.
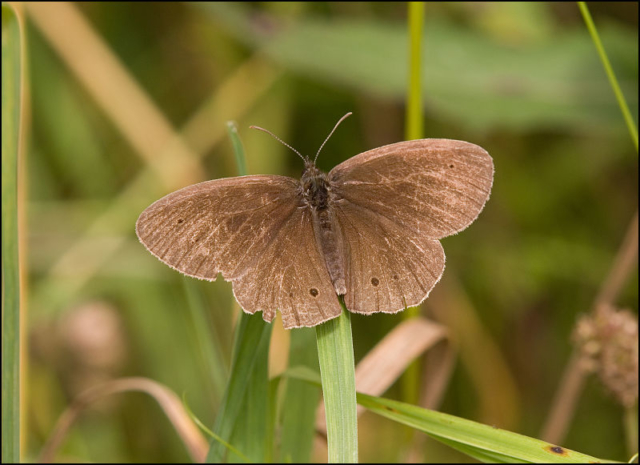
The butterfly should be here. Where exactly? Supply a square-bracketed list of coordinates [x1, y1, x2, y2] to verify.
[136, 113, 494, 329]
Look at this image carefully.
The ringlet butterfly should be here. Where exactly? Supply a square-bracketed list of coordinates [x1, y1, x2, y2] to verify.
[136, 113, 494, 329]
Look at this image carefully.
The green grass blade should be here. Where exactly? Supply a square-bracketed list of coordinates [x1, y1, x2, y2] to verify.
[577, 1, 638, 153]
[435, 436, 529, 463]
[280, 365, 323, 388]
[206, 122, 273, 462]
[1, 4, 23, 463]
[228, 120, 248, 175]
[280, 328, 321, 463]
[316, 304, 358, 463]
[357, 393, 616, 463]
[183, 394, 251, 463]
[282, 367, 616, 463]
[228, 327, 272, 462]
[206, 312, 271, 462]
[182, 277, 229, 408]
[265, 377, 281, 462]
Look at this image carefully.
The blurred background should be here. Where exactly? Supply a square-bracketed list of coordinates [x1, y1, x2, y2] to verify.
[18, 2, 637, 463]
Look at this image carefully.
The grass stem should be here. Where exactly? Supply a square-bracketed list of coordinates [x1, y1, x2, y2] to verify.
[402, 0, 425, 409]
[405, 1, 425, 142]
[577, 1, 638, 153]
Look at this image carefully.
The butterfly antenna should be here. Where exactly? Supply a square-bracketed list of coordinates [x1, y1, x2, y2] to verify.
[314, 112, 352, 164]
[250, 125, 307, 163]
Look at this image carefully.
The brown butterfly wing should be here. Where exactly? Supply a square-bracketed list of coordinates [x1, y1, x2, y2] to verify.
[136, 175, 341, 328]
[329, 139, 494, 239]
[332, 200, 445, 314]
[231, 204, 342, 329]
[328, 139, 493, 315]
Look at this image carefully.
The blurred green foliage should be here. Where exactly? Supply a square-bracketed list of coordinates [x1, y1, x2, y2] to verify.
[23, 2, 637, 463]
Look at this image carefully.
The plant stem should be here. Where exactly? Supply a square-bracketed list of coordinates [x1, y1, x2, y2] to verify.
[402, 0, 425, 408]
[316, 303, 358, 463]
[405, 1, 425, 142]
[542, 212, 639, 443]
[2, 5, 23, 463]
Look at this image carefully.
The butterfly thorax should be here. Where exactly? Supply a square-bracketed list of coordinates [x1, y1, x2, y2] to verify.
[301, 163, 331, 211]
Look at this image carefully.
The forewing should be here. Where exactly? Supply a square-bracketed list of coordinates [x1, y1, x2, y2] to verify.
[329, 139, 494, 239]
[136, 175, 299, 280]
[135, 175, 340, 328]
[333, 199, 445, 315]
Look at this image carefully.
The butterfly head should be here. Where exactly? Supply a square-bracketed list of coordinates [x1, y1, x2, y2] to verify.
[250, 112, 352, 211]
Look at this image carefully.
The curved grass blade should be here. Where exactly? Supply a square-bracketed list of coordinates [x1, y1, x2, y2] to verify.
[183, 393, 251, 463]
[40, 378, 209, 463]
[357, 393, 616, 463]
[281, 368, 613, 462]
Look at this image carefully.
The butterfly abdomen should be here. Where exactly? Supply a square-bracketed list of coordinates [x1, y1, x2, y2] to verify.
[311, 207, 347, 296]
[301, 164, 347, 295]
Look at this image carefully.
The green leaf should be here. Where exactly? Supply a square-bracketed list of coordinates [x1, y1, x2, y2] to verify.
[2, 4, 23, 463]
[356, 393, 617, 463]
